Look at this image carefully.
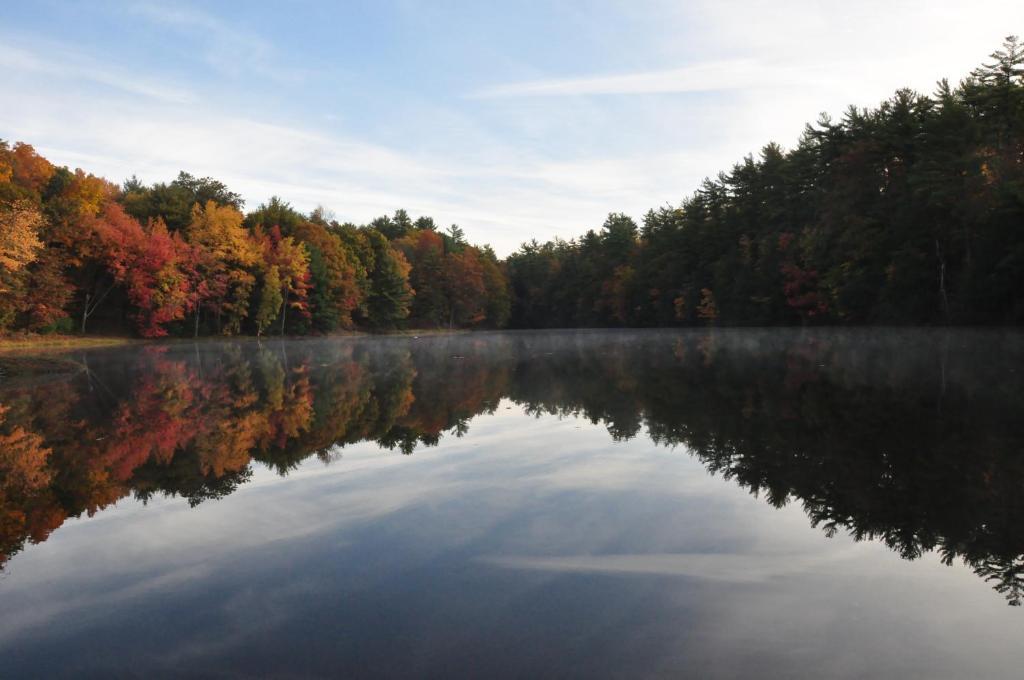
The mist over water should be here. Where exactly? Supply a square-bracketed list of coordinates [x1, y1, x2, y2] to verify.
[1, 329, 1023, 678]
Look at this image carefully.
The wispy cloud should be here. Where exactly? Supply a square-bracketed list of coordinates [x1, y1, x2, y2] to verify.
[0, 41, 194, 104]
[470, 59, 797, 98]
[129, 3, 310, 83]
[478, 549, 865, 582]
[0, 48, 709, 254]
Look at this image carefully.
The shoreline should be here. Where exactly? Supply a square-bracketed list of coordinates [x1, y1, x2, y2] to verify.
[0, 335, 140, 355]
[0, 328, 475, 355]
[2, 324, 1017, 357]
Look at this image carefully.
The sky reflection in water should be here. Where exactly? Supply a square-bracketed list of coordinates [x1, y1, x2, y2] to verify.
[1, 330, 1023, 678]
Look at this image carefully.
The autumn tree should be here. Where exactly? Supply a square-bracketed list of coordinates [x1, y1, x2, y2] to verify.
[94, 205, 192, 337]
[122, 171, 243, 232]
[258, 226, 311, 335]
[292, 220, 361, 331]
[255, 265, 283, 337]
[0, 200, 44, 291]
[0, 142, 54, 200]
[396, 229, 447, 326]
[185, 200, 259, 334]
[479, 247, 511, 328]
[444, 247, 487, 327]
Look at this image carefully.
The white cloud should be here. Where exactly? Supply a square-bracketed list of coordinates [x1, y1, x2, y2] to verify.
[478, 547, 869, 582]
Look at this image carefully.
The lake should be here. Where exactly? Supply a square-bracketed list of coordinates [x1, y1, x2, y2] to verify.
[1, 329, 1023, 678]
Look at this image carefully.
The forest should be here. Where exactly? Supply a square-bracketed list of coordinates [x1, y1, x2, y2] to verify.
[0, 37, 1022, 336]
[0, 151, 510, 337]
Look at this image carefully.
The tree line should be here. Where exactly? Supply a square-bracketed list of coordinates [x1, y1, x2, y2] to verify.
[0, 149, 511, 337]
[1, 36, 1022, 335]
[507, 37, 1024, 327]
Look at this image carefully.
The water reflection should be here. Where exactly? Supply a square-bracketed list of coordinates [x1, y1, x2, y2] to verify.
[1, 329, 1023, 605]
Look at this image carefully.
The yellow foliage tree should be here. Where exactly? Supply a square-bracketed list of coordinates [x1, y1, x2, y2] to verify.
[0, 200, 44, 279]
[186, 201, 259, 334]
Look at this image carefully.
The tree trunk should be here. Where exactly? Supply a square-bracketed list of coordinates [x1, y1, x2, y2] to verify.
[936, 238, 951, 324]
[194, 304, 200, 338]
[280, 290, 288, 336]
[81, 282, 114, 335]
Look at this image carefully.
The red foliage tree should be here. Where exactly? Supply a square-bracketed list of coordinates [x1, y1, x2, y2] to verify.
[778, 232, 828, 321]
[93, 204, 193, 337]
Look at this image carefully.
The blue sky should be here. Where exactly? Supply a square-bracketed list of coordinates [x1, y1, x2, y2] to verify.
[2, 1, 1022, 254]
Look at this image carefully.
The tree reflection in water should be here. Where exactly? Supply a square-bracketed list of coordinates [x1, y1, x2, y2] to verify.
[1, 330, 1022, 604]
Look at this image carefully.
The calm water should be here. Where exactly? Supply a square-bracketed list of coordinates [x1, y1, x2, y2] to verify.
[1, 329, 1023, 678]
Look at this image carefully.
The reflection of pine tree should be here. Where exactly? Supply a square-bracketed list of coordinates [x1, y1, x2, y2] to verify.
[505, 330, 1024, 606]
[972, 556, 1024, 607]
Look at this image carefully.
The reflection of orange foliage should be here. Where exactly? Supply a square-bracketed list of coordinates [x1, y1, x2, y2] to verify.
[100, 356, 199, 481]
[0, 498, 65, 567]
[264, 370, 314, 451]
[200, 414, 263, 477]
[285, 357, 380, 452]
[0, 402, 57, 565]
[0, 342, 488, 565]
[0, 404, 52, 492]
[24, 501, 66, 544]
[399, 347, 507, 436]
[393, 386, 416, 422]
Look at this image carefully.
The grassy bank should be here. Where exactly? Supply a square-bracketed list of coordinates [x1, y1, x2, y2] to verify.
[0, 334, 139, 354]
[0, 328, 473, 355]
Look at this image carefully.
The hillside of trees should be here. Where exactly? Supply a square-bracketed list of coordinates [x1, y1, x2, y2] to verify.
[1, 37, 1022, 336]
